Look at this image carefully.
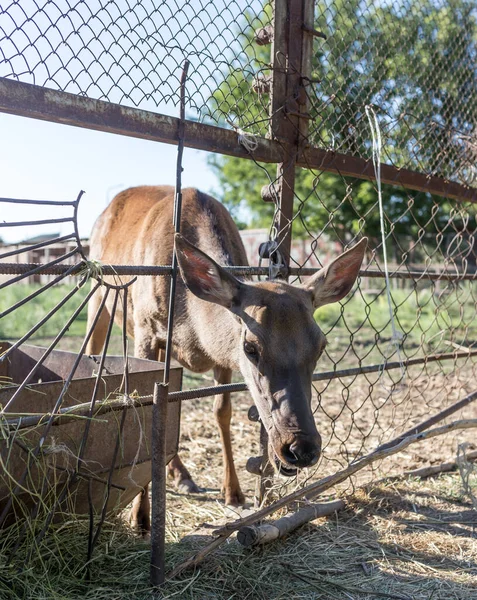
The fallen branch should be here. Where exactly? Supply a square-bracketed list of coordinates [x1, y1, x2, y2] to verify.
[404, 449, 477, 479]
[168, 418, 477, 579]
[237, 499, 345, 548]
[216, 419, 477, 536]
[238, 449, 477, 549]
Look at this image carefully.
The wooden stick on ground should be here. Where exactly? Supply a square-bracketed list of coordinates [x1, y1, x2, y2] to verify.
[404, 449, 477, 478]
[237, 499, 345, 548]
[168, 418, 477, 579]
[238, 449, 477, 550]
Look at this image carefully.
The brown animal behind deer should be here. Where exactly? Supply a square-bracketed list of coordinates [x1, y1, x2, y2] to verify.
[86, 185, 366, 531]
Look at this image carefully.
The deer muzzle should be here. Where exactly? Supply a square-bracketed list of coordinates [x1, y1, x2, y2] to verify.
[269, 430, 322, 476]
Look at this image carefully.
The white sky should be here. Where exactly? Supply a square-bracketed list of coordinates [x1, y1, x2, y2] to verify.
[0, 0, 268, 244]
[0, 112, 219, 243]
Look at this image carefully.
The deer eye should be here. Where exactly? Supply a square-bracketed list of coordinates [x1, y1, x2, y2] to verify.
[244, 341, 259, 359]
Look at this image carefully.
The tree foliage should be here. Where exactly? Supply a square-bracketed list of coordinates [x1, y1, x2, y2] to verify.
[208, 0, 477, 244]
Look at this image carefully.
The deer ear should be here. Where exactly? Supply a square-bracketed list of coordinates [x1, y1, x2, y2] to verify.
[304, 238, 367, 308]
[175, 233, 243, 309]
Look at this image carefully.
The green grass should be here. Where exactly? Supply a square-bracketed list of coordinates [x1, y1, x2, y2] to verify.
[315, 282, 477, 367]
[2, 282, 477, 368]
[0, 283, 91, 341]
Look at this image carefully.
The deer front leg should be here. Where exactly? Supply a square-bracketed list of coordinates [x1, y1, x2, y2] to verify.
[214, 366, 245, 507]
[167, 455, 200, 493]
[129, 331, 199, 535]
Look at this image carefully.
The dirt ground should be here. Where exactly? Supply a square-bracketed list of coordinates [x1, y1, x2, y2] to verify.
[156, 360, 477, 599]
[5, 335, 477, 599]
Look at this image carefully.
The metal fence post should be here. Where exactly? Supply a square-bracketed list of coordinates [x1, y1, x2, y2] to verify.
[150, 382, 169, 586]
[269, 0, 314, 269]
[254, 0, 315, 505]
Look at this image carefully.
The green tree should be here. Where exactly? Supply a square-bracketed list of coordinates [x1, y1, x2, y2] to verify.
[208, 0, 477, 247]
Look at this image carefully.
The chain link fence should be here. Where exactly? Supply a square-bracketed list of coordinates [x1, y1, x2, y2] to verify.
[1, 0, 477, 585]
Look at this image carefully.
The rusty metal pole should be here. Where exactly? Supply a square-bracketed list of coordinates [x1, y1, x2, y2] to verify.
[150, 60, 189, 587]
[150, 382, 169, 585]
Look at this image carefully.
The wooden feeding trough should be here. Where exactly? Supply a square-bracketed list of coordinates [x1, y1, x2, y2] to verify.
[0, 343, 182, 525]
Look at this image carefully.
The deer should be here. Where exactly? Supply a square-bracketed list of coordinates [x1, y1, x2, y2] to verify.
[85, 185, 367, 532]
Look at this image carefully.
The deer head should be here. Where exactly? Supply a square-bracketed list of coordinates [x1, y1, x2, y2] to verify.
[175, 234, 367, 476]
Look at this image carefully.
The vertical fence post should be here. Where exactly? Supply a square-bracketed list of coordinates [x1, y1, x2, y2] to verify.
[150, 60, 190, 587]
[269, 0, 313, 270]
[254, 0, 315, 505]
[150, 382, 169, 585]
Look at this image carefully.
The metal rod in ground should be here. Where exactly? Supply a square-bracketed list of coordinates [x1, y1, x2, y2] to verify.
[151, 382, 169, 586]
[151, 58, 189, 588]
[256, 423, 275, 506]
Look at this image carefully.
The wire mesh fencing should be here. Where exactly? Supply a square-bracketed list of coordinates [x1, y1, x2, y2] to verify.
[1, 0, 477, 585]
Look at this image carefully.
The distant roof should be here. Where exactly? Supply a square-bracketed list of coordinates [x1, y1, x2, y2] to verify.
[22, 233, 61, 244]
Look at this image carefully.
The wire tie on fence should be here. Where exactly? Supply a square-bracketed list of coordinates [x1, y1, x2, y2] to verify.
[77, 259, 104, 286]
[226, 118, 258, 153]
[237, 128, 259, 153]
[365, 105, 405, 387]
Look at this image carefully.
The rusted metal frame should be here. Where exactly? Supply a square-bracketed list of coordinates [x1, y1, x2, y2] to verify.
[300, 145, 477, 204]
[0, 78, 282, 165]
[88, 287, 131, 561]
[8, 346, 477, 432]
[1, 281, 101, 411]
[2, 77, 477, 204]
[151, 382, 169, 586]
[0, 263, 81, 319]
[0, 217, 73, 228]
[300, 0, 315, 143]
[270, 0, 308, 271]
[0, 233, 76, 260]
[151, 59, 189, 588]
[2, 261, 477, 281]
[0, 248, 79, 290]
[0, 284, 108, 529]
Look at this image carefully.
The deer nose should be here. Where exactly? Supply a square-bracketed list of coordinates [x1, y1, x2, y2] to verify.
[282, 437, 321, 468]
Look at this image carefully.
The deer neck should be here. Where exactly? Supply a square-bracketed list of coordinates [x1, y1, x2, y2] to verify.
[189, 296, 242, 371]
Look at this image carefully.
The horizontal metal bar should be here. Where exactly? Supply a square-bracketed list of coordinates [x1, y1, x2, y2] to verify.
[0, 261, 476, 282]
[0, 249, 78, 290]
[0, 78, 281, 164]
[0, 233, 76, 260]
[0, 78, 476, 203]
[165, 349, 477, 403]
[301, 146, 477, 204]
[0, 217, 73, 227]
[0, 197, 76, 206]
[6, 349, 477, 431]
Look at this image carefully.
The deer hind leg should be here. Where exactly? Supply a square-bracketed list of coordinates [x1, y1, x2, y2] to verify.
[213, 366, 245, 507]
[85, 285, 110, 355]
[129, 484, 150, 533]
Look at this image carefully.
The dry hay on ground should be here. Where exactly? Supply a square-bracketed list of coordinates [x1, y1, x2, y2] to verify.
[4, 336, 476, 598]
